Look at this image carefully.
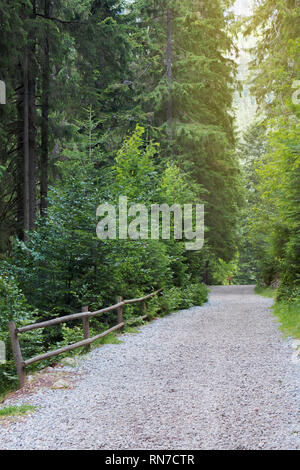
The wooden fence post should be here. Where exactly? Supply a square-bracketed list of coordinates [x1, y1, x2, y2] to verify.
[82, 306, 90, 352]
[142, 300, 148, 320]
[8, 321, 26, 388]
[117, 296, 123, 324]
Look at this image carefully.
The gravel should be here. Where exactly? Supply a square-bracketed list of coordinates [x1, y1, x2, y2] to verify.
[0, 285, 299, 450]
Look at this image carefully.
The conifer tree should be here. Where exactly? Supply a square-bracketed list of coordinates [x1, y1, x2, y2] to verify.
[134, 0, 242, 263]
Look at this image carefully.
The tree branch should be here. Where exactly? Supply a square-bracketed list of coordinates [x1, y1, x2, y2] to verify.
[35, 13, 86, 25]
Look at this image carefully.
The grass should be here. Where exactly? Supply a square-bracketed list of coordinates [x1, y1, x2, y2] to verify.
[93, 331, 122, 348]
[273, 301, 300, 340]
[254, 286, 277, 298]
[255, 285, 300, 339]
[124, 325, 140, 334]
[0, 404, 36, 418]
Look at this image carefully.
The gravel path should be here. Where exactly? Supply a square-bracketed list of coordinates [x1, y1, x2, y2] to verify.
[1, 285, 299, 450]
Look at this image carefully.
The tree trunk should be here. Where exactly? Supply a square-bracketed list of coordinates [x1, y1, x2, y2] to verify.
[16, 1, 37, 239]
[16, 78, 25, 240]
[40, 0, 51, 216]
[28, 62, 36, 230]
[23, 51, 30, 235]
[204, 260, 210, 285]
[167, 8, 173, 138]
[28, 0, 37, 229]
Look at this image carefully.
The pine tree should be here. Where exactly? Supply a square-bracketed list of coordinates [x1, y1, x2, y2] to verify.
[70, 0, 139, 163]
[134, 0, 242, 264]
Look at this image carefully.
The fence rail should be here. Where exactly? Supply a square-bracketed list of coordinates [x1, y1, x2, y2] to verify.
[9, 289, 162, 388]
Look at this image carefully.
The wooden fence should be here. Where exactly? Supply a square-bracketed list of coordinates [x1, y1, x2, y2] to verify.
[9, 289, 162, 388]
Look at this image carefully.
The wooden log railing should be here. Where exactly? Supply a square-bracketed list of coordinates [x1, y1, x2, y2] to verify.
[9, 289, 162, 388]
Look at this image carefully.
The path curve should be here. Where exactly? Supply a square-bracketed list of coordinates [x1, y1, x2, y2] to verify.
[1, 286, 299, 450]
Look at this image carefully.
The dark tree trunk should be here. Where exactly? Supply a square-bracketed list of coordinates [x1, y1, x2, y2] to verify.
[167, 8, 173, 138]
[23, 51, 30, 235]
[40, 0, 51, 216]
[16, 78, 25, 240]
[204, 260, 210, 285]
[16, 1, 37, 239]
[28, 0, 37, 229]
[28, 63, 36, 230]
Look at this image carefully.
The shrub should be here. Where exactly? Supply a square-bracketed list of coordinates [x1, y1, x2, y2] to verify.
[159, 287, 183, 314]
[0, 268, 44, 394]
[189, 283, 208, 306]
[158, 283, 208, 315]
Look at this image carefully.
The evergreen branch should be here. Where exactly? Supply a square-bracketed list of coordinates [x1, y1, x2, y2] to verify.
[35, 13, 87, 25]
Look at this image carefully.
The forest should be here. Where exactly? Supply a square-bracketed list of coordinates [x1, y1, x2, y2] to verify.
[0, 0, 299, 395]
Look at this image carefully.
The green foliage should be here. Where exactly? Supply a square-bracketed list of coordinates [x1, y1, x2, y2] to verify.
[0, 404, 36, 417]
[254, 286, 277, 299]
[244, 0, 300, 298]
[61, 325, 85, 348]
[248, 121, 300, 295]
[133, 0, 242, 264]
[0, 0, 139, 252]
[114, 125, 158, 201]
[60, 325, 121, 353]
[245, 0, 300, 119]
[273, 300, 300, 340]
[0, 269, 44, 394]
[145, 295, 162, 320]
[188, 283, 208, 306]
[0, 124, 208, 396]
[235, 123, 267, 284]
[159, 287, 185, 314]
[157, 282, 208, 314]
[211, 257, 240, 285]
[6, 125, 189, 316]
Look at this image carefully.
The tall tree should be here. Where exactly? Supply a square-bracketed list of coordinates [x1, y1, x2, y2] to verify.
[40, 0, 51, 216]
[244, 0, 300, 296]
[134, 0, 241, 263]
[15, 1, 37, 237]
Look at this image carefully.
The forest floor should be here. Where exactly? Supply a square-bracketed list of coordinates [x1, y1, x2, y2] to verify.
[0, 285, 299, 450]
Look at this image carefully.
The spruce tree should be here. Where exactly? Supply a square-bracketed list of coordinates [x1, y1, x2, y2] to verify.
[134, 0, 242, 264]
